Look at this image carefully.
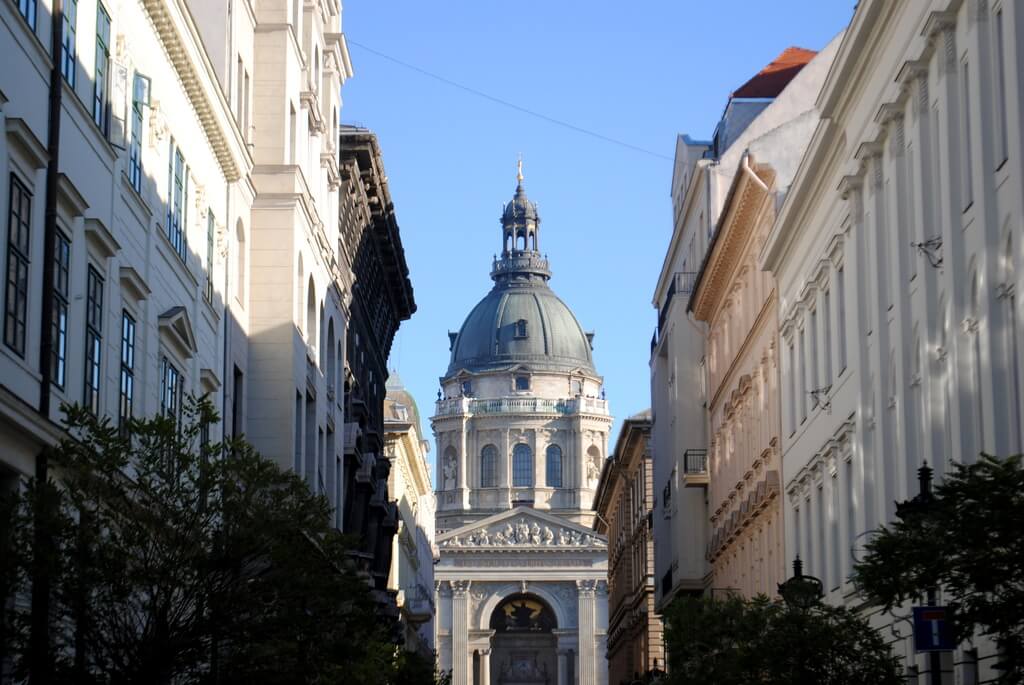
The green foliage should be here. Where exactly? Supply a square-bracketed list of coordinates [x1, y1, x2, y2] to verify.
[853, 453, 1024, 682]
[2, 397, 441, 684]
[662, 594, 902, 685]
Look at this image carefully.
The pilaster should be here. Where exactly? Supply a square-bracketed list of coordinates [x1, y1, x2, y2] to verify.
[452, 580, 471, 685]
[577, 579, 597, 685]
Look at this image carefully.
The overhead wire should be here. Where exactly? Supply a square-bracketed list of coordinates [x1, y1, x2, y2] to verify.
[347, 40, 674, 162]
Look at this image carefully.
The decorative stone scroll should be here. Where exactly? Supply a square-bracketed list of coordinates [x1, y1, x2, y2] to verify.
[439, 516, 605, 549]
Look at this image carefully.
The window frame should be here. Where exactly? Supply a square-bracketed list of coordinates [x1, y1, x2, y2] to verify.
[545, 444, 562, 488]
[205, 211, 215, 302]
[51, 231, 71, 388]
[83, 266, 104, 413]
[128, 73, 149, 193]
[166, 140, 188, 260]
[512, 443, 533, 487]
[480, 444, 497, 488]
[17, 0, 37, 30]
[119, 309, 136, 433]
[92, 2, 111, 133]
[61, 0, 78, 87]
[4, 174, 32, 357]
[160, 354, 185, 424]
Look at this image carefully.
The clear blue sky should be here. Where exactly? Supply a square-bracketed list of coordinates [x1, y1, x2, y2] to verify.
[341, 1, 854, 480]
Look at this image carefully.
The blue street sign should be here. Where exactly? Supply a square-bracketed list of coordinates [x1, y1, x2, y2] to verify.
[913, 606, 955, 652]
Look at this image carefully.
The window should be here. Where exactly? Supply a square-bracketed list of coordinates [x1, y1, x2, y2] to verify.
[994, 9, 1009, 167]
[52, 232, 71, 388]
[515, 375, 529, 391]
[4, 175, 31, 356]
[166, 140, 187, 259]
[799, 326, 807, 422]
[128, 74, 148, 192]
[571, 378, 582, 395]
[92, 3, 111, 131]
[837, 267, 847, 372]
[787, 342, 795, 435]
[809, 307, 819, 394]
[514, 319, 528, 338]
[235, 220, 245, 303]
[545, 444, 562, 488]
[961, 60, 974, 209]
[205, 212, 215, 302]
[83, 267, 103, 413]
[61, 0, 78, 87]
[512, 444, 533, 487]
[119, 311, 135, 432]
[480, 445, 497, 487]
[822, 290, 832, 383]
[461, 380, 472, 396]
[17, 0, 37, 29]
[160, 356, 184, 422]
[288, 103, 297, 164]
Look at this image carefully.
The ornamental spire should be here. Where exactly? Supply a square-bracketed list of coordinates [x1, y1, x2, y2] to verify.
[516, 154, 524, 186]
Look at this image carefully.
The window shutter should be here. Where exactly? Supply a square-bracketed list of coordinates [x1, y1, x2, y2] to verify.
[109, 60, 129, 148]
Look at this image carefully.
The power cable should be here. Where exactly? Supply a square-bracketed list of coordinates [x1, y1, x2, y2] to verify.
[347, 40, 673, 162]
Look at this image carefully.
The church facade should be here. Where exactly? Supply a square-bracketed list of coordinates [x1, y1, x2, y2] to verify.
[433, 167, 611, 685]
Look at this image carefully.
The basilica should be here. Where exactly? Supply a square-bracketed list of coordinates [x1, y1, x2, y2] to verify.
[432, 166, 612, 685]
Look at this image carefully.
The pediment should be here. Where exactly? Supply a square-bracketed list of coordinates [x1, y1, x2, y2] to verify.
[438, 507, 606, 551]
[158, 306, 198, 359]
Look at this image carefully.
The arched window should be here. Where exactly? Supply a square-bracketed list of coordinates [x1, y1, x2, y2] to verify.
[546, 444, 562, 487]
[306, 276, 317, 353]
[512, 444, 533, 487]
[313, 46, 320, 93]
[296, 254, 304, 330]
[235, 220, 246, 304]
[326, 319, 336, 389]
[480, 445, 497, 487]
[514, 319, 528, 339]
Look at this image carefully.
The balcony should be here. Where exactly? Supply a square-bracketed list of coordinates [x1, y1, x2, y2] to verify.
[657, 271, 699, 336]
[399, 583, 435, 625]
[434, 396, 609, 418]
[343, 421, 361, 454]
[681, 449, 709, 487]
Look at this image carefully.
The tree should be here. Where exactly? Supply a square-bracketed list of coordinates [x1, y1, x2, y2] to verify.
[853, 454, 1024, 682]
[661, 594, 902, 685]
[2, 398, 436, 684]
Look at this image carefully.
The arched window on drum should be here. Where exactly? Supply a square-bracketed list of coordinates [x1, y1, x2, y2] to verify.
[512, 444, 533, 487]
[545, 444, 562, 487]
[480, 444, 497, 487]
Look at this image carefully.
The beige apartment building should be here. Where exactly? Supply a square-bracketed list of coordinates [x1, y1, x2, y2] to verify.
[593, 411, 665, 685]
[689, 154, 784, 598]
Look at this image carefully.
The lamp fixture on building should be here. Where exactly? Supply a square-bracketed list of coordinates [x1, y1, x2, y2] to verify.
[778, 556, 823, 611]
[911, 235, 943, 268]
[809, 385, 832, 412]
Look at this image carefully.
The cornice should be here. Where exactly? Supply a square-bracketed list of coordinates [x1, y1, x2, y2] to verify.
[141, 0, 252, 182]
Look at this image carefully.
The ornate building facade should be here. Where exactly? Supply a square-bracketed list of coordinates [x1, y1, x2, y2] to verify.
[592, 411, 665, 685]
[385, 375, 437, 657]
[761, 1, 1022, 679]
[433, 168, 611, 685]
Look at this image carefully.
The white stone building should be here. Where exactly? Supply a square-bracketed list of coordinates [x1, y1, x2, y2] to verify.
[0, 0, 253, 489]
[385, 374, 437, 656]
[760, 1, 1022, 680]
[0, 0, 370, 538]
[433, 168, 611, 685]
[650, 44, 836, 609]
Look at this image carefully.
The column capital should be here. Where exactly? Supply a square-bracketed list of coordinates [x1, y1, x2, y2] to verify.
[478, 648, 492, 657]
[452, 579, 472, 596]
[576, 579, 597, 596]
[437, 580, 453, 598]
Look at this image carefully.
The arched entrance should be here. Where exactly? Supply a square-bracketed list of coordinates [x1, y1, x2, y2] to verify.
[487, 593, 557, 684]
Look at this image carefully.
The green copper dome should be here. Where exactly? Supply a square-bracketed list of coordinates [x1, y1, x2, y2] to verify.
[446, 171, 594, 376]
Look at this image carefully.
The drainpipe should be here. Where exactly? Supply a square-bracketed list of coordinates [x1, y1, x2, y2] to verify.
[31, 3, 66, 682]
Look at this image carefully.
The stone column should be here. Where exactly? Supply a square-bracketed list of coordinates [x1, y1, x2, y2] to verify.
[577, 579, 597, 685]
[479, 648, 491, 685]
[452, 580, 471, 685]
[437, 581, 453, 674]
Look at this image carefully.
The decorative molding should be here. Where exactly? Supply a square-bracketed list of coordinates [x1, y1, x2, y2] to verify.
[440, 515, 604, 549]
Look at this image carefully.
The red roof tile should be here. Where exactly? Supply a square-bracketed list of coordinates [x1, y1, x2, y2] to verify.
[732, 46, 817, 99]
